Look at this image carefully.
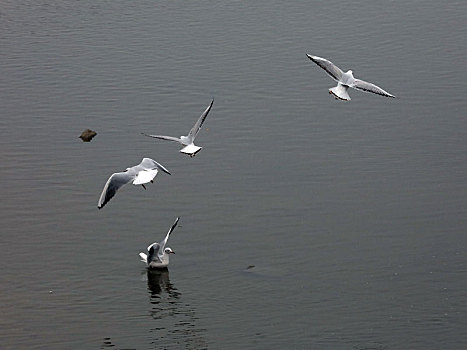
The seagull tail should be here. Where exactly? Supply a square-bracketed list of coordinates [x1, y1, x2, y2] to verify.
[329, 83, 351, 101]
[139, 252, 148, 263]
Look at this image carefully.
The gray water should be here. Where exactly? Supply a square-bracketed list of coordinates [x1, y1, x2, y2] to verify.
[1, 0, 466, 349]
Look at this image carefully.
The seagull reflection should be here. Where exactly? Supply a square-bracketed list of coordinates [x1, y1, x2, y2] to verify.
[145, 269, 207, 349]
[99, 337, 115, 349]
[147, 268, 180, 301]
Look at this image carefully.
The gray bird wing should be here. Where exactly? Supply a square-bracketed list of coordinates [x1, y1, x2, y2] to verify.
[351, 79, 395, 98]
[147, 242, 162, 263]
[188, 99, 214, 141]
[159, 217, 180, 256]
[97, 171, 134, 209]
[141, 133, 183, 144]
[135, 158, 171, 176]
[306, 54, 344, 82]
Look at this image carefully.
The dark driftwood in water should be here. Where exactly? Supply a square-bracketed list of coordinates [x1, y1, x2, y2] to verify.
[79, 129, 97, 142]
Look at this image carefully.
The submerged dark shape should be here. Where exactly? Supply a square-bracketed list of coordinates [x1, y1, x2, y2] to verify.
[79, 129, 97, 142]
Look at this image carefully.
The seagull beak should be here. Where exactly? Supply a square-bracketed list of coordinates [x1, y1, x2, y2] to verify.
[170, 250, 175, 254]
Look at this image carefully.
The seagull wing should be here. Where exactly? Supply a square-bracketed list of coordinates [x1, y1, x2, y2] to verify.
[159, 217, 180, 255]
[306, 54, 344, 82]
[351, 79, 395, 98]
[141, 133, 183, 144]
[97, 171, 134, 209]
[188, 99, 214, 141]
[138, 157, 171, 176]
[147, 242, 161, 263]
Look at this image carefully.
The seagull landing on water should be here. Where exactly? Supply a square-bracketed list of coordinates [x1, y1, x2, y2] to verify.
[142, 99, 214, 157]
[140, 217, 180, 269]
[306, 54, 396, 101]
[97, 158, 171, 209]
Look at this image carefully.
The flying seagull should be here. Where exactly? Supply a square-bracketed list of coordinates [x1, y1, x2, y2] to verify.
[140, 217, 179, 269]
[306, 54, 395, 101]
[142, 99, 214, 157]
[97, 158, 171, 209]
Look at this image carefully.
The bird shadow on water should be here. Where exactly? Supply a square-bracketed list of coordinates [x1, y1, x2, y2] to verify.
[146, 268, 208, 350]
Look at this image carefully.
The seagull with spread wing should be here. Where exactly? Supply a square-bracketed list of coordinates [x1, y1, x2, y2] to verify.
[142, 99, 214, 157]
[97, 158, 171, 209]
[140, 217, 179, 269]
[306, 54, 395, 101]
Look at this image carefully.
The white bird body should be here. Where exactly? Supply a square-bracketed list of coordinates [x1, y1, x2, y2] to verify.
[179, 135, 191, 145]
[306, 54, 395, 101]
[139, 244, 171, 268]
[142, 99, 214, 157]
[140, 217, 179, 269]
[132, 168, 159, 185]
[97, 158, 171, 209]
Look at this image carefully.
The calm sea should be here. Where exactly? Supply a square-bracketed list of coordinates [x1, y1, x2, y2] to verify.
[0, 0, 466, 349]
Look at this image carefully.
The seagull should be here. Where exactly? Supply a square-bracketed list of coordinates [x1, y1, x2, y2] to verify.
[142, 99, 214, 157]
[97, 158, 171, 209]
[306, 54, 396, 101]
[140, 217, 179, 269]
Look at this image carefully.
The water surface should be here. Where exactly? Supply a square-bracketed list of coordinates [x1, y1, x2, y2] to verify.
[0, 0, 466, 349]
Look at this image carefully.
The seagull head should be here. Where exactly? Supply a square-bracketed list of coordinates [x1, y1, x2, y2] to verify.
[164, 247, 175, 255]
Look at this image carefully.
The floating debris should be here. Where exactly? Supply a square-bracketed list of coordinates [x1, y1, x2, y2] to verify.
[79, 129, 97, 142]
